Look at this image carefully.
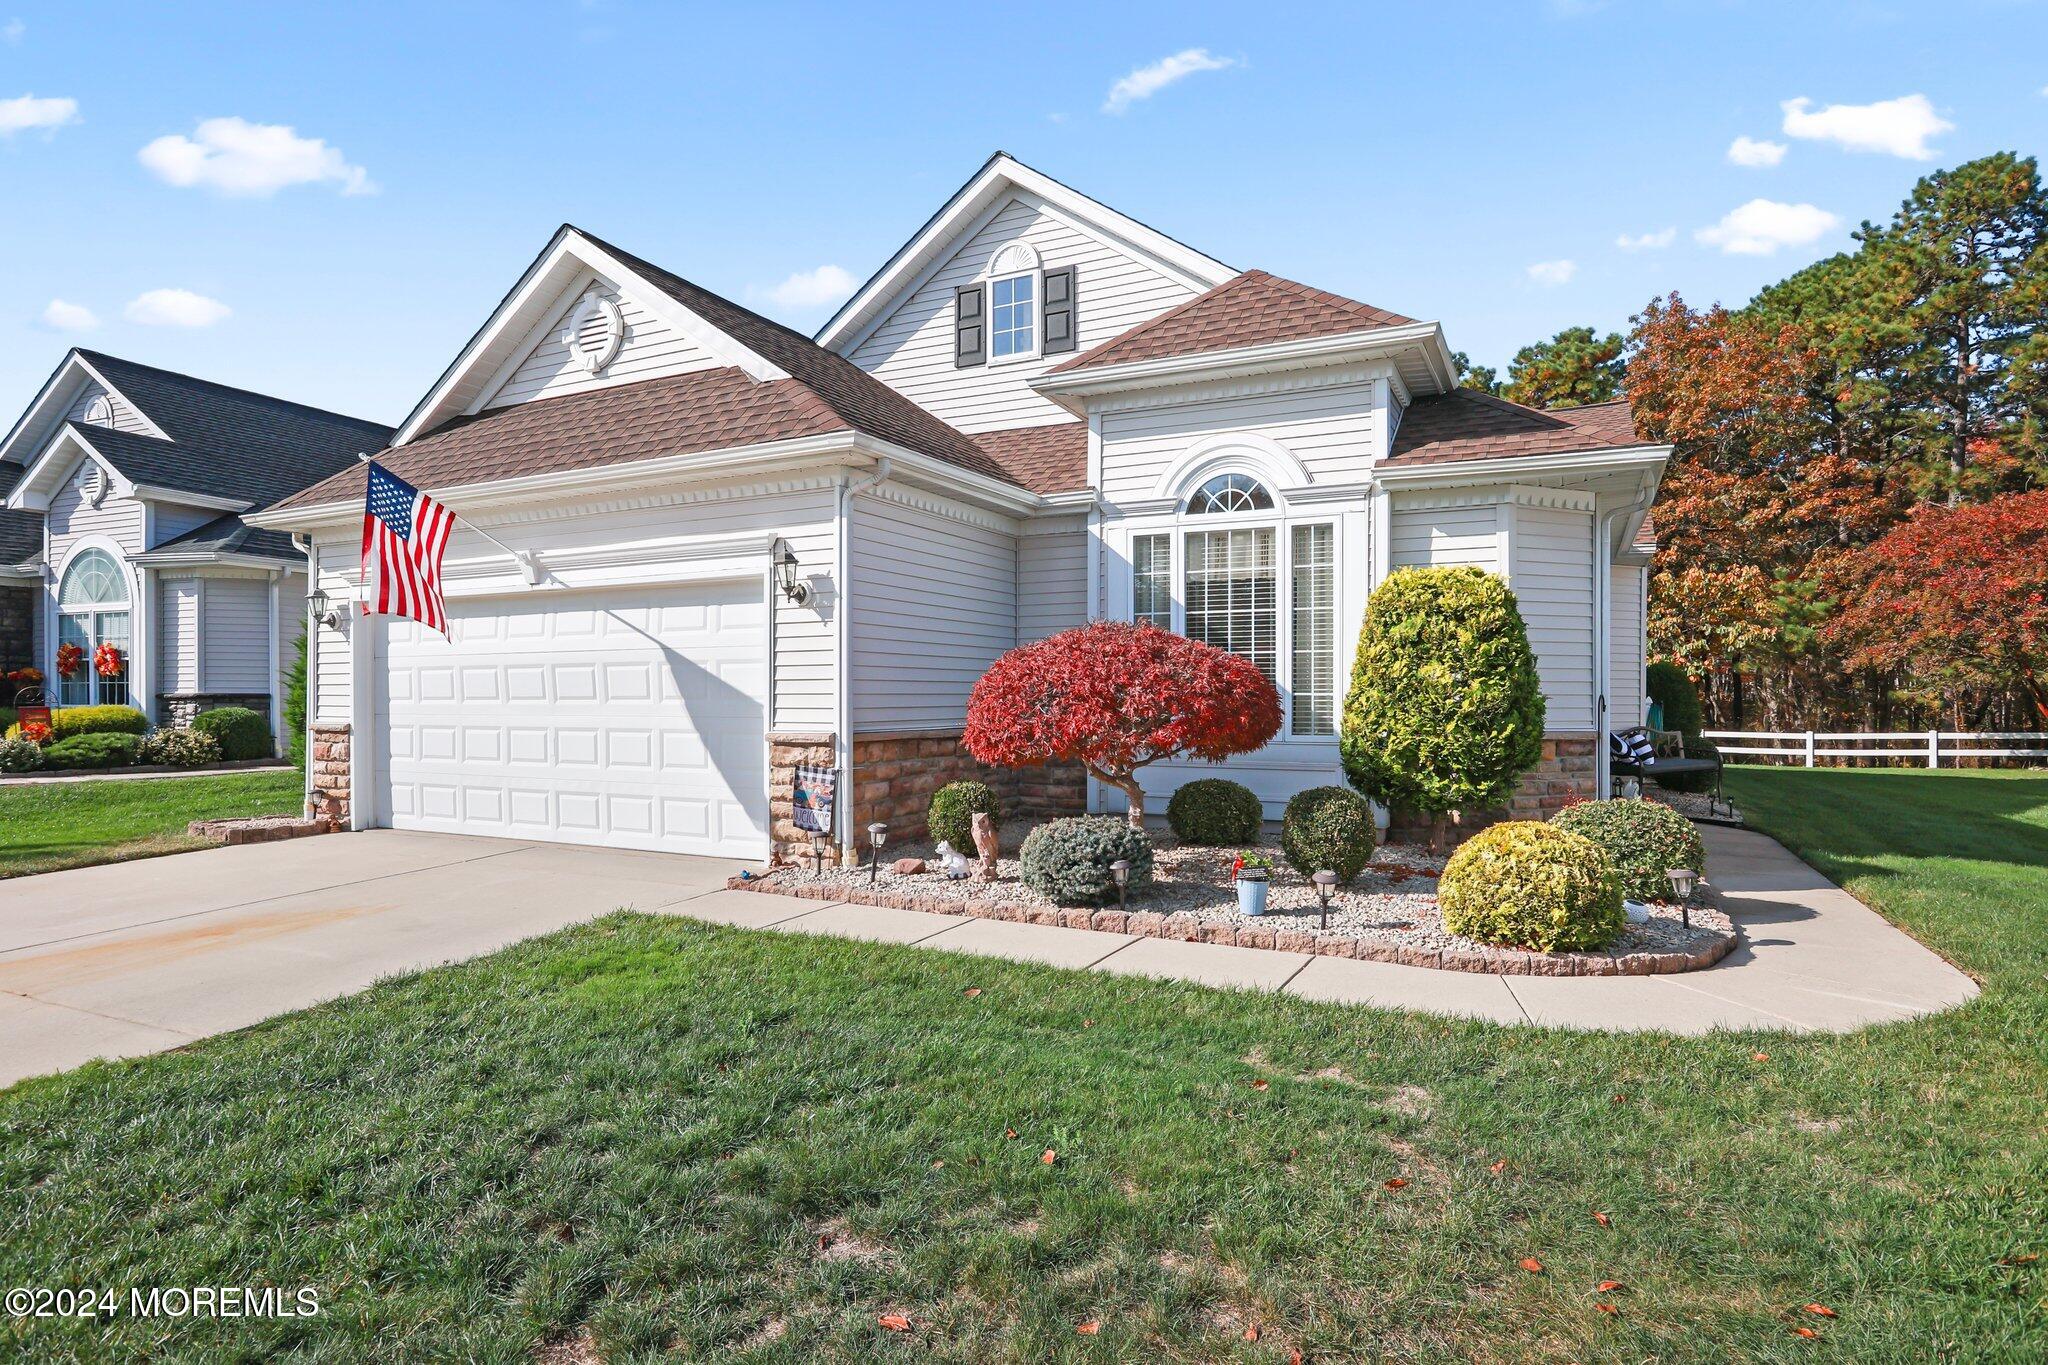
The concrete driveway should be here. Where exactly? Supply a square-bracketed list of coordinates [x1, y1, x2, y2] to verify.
[0, 831, 738, 1088]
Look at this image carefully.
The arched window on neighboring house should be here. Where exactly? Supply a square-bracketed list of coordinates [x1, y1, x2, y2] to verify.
[55, 547, 130, 707]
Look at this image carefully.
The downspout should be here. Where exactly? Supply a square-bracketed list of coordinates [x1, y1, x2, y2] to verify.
[833, 457, 891, 862]
[293, 533, 315, 818]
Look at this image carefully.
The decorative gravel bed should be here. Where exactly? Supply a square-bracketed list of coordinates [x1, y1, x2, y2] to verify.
[1647, 787, 1745, 825]
[739, 823, 1737, 977]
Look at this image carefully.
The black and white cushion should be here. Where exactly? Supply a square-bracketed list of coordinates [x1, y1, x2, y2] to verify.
[1609, 729, 1657, 767]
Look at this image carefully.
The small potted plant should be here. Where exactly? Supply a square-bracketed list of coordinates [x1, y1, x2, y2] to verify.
[1233, 851, 1274, 916]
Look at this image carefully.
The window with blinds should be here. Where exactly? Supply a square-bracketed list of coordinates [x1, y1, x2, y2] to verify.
[1133, 533, 1172, 628]
[1184, 527, 1277, 684]
[1291, 524, 1336, 735]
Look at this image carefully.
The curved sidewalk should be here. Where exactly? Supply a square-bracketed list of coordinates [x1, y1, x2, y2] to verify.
[683, 823, 1981, 1034]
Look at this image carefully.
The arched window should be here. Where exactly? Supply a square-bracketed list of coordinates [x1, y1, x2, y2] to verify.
[55, 548, 131, 707]
[1186, 473, 1274, 515]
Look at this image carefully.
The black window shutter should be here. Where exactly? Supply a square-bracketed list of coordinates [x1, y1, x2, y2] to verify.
[954, 284, 985, 367]
[1042, 266, 1077, 354]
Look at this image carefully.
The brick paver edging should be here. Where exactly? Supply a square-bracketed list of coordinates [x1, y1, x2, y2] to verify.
[725, 873, 1739, 977]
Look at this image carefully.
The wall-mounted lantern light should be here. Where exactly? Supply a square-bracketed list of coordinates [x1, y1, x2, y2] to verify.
[774, 540, 812, 606]
[307, 588, 343, 631]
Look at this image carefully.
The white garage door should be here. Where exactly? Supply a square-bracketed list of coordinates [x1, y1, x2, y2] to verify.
[376, 580, 769, 859]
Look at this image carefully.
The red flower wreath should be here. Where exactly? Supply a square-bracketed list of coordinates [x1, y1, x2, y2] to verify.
[93, 641, 124, 679]
[54, 642, 85, 678]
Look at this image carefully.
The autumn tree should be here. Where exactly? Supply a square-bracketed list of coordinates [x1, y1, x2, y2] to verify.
[1502, 326, 1626, 409]
[963, 622, 1281, 828]
[1449, 350, 1501, 395]
[1829, 490, 2048, 721]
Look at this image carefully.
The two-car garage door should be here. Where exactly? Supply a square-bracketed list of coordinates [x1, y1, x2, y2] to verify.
[375, 580, 769, 859]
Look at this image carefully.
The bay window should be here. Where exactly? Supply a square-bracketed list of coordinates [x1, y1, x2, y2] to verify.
[1127, 473, 1337, 738]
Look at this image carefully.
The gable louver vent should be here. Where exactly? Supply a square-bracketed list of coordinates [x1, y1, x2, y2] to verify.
[563, 290, 626, 374]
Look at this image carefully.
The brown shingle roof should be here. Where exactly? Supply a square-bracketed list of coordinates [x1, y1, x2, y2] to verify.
[975, 422, 1087, 495]
[272, 367, 851, 510]
[1048, 269, 1417, 373]
[1385, 392, 1642, 467]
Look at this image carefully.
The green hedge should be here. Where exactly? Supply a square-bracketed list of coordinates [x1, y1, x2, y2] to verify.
[927, 780, 1002, 852]
[43, 732, 142, 770]
[5, 705, 148, 741]
[192, 706, 273, 761]
[1550, 799, 1707, 903]
[1646, 662, 1703, 738]
[1278, 786, 1377, 883]
[1166, 778, 1263, 846]
[1438, 821, 1624, 952]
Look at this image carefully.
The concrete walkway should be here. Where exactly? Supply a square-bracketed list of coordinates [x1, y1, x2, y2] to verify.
[0, 822, 1982, 1088]
[677, 822, 1979, 1034]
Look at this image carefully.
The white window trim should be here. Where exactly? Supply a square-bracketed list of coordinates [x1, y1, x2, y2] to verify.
[986, 267, 1041, 366]
[52, 541, 135, 708]
[1122, 476, 1339, 745]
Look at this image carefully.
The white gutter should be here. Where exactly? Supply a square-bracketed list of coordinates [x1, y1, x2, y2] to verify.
[1030, 322, 1458, 408]
[833, 457, 892, 860]
[1372, 444, 1670, 488]
[292, 533, 316, 819]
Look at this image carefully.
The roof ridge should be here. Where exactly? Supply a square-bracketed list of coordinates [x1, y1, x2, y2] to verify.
[1047, 269, 1261, 373]
[73, 348, 391, 433]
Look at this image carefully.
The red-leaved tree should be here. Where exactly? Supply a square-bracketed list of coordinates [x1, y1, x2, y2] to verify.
[1828, 490, 2048, 722]
[963, 622, 1282, 828]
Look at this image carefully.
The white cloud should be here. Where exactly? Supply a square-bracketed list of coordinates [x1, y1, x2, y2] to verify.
[138, 117, 376, 197]
[1526, 259, 1578, 286]
[3, 19, 23, 44]
[1103, 48, 1237, 114]
[1615, 228, 1677, 251]
[1780, 94, 1952, 160]
[764, 264, 856, 311]
[124, 289, 231, 328]
[1726, 135, 1787, 167]
[0, 94, 77, 135]
[1695, 199, 1840, 256]
[40, 299, 97, 331]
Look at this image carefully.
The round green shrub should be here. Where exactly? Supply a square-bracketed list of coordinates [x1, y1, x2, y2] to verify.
[0, 736, 42, 774]
[1439, 821, 1624, 952]
[192, 706, 273, 761]
[1018, 816, 1154, 907]
[1167, 778, 1263, 846]
[1341, 567, 1546, 819]
[1279, 786, 1377, 883]
[1646, 661, 1703, 738]
[138, 727, 224, 769]
[5, 704, 148, 741]
[1657, 736, 1722, 795]
[1550, 799, 1707, 903]
[926, 780, 1002, 852]
[43, 732, 142, 770]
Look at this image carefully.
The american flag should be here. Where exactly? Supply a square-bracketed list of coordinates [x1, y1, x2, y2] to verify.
[361, 462, 456, 634]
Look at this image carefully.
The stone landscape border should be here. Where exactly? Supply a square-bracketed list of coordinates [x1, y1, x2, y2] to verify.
[726, 872, 1739, 977]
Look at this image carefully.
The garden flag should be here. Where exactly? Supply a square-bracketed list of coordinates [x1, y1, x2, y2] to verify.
[362, 461, 456, 634]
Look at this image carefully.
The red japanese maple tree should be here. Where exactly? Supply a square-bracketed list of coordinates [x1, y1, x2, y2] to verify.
[1828, 490, 2048, 720]
[964, 621, 1282, 827]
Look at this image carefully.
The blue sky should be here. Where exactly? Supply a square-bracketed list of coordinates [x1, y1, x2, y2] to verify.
[2, 0, 2044, 427]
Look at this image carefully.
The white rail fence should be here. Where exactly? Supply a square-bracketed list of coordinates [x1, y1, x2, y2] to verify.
[1701, 730, 2048, 768]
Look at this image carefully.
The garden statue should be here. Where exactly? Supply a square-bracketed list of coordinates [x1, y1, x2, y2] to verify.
[935, 841, 971, 880]
[970, 811, 999, 880]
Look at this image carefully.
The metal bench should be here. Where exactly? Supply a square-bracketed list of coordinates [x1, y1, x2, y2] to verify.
[1610, 726, 1727, 812]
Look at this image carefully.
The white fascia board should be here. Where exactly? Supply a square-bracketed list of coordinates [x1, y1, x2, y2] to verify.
[70, 356, 169, 440]
[1031, 323, 1457, 409]
[0, 352, 168, 470]
[246, 430, 874, 532]
[848, 434, 1044, 518]
[132, 486, 251, 512]
[5, 427, 136, 511]
[392, 228, 789, 447]
[131, 550, 288, 570]
[1372, 444, 1671, 490]
[816, 152, 1237, 354]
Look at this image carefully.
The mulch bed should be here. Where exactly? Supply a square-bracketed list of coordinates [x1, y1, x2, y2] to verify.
[735, 824, 1737, 978]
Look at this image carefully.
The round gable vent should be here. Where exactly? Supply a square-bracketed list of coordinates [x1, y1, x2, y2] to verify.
[82, 395, 114, 427]
[563, 291, 626, 375]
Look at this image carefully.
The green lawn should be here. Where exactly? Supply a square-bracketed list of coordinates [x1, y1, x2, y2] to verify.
[0, 768, 2041, 1361]
[0, 770, 304, 879]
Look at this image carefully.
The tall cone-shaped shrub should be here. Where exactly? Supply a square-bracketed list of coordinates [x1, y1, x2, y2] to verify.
[1341, 567, 1545, 839]
[964, 621, 1281, 828]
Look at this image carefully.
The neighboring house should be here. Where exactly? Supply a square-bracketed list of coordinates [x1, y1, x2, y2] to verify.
[0, 351, 393, 743]
[252, 153, 1665, 861]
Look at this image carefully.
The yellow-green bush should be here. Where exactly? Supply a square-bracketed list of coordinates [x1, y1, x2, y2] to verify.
[5, 704, 148, 741]
[1438, 820, 1624, 952]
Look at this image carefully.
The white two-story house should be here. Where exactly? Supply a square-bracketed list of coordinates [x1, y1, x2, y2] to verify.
[253, 153, 1663, 860]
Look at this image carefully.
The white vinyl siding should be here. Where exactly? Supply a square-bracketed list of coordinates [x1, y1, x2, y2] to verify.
[1511, 504, 1596, 733]
[847, 193, 1202, 433]
[149, 501, 221, 547]
[311, 541, 354, 725]
[1099, 383, 1378, 505]
[48, 459, 144, 563]
[277, 572, 303, 719]
[849, 491, 1017, 732]
[1610, 563, 1646, 728]
[200, 576, 271, 692]
[158, 576, 202, 692]
[1017, 518, 1088, 643]
[64, 381, 152, 435]
[1388, 501, 1500, 573]
[483, 284, 723, 410]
